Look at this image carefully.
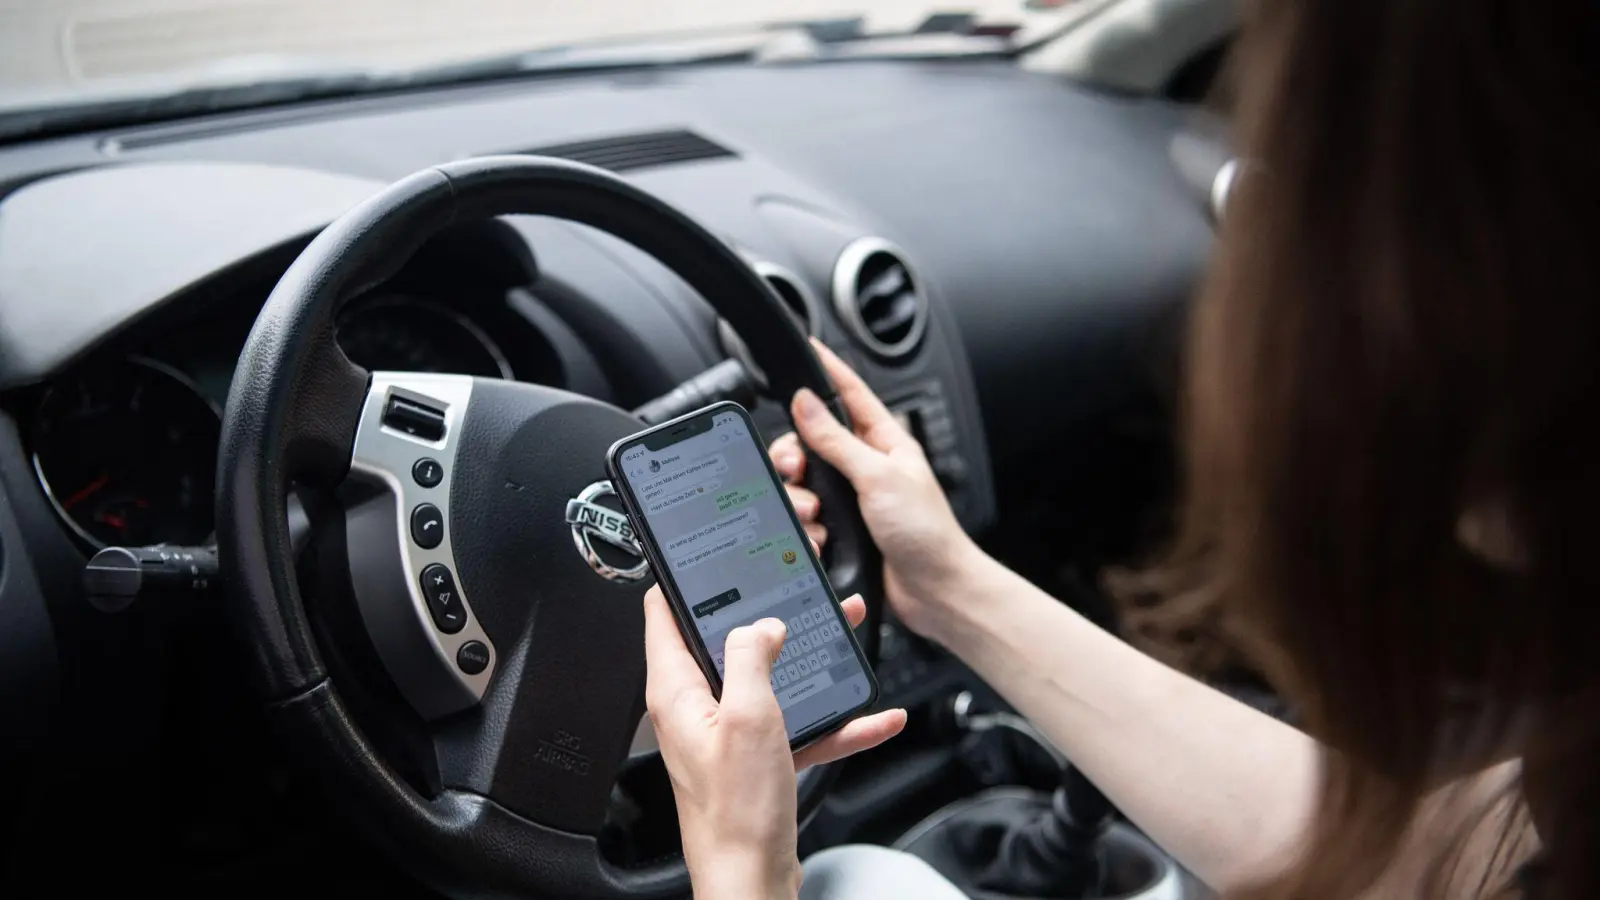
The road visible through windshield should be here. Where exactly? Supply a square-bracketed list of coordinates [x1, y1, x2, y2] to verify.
[2, 0, 1067, 108]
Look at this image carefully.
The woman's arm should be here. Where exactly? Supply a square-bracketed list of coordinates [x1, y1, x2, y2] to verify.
[782, 340, 1532, 893]
[779, 341, 1321, 891]
[933, 545, 1320, 893]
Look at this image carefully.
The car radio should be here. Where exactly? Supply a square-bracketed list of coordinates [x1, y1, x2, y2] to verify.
[887, 379, 975, 520]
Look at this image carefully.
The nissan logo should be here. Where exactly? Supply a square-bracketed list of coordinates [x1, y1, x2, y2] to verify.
[564, 480, 651, 584]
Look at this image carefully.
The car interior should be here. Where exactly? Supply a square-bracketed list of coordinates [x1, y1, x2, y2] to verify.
[0, 2, 1260, 897]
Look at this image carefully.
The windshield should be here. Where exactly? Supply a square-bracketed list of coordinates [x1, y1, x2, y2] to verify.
[0, 1, 1077, 120]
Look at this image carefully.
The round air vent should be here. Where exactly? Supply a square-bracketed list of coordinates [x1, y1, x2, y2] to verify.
[752, 260, 816, 336]
[717, 259, 819, 389]
[1210, 158, 1239, 221]
[831, 237, 927, 361]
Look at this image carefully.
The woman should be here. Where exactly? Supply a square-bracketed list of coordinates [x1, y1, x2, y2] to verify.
[643, 1, 1600, 897]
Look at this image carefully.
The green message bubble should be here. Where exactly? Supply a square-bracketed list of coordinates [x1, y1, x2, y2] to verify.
[714, 479, 771, 513]
[743, 533, 801, 574]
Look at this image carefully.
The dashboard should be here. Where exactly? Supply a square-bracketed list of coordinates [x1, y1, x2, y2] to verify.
[0, 56, 1216, 881]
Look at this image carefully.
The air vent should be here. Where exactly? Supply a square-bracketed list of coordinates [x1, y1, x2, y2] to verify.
[716, 259, 817, 388]
[1211, 158, 1240, 221]
[831, 238, 928, 361]
[751, 261, 816, 336]
[521, 129, 736, 173]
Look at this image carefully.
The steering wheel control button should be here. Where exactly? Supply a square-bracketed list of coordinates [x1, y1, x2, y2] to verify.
[420, 564, 466, 633]
[382, 395, 447, 442]
[411, 503, 445, 549]
[412, 458, 444, 488]
[456, 640, 491, 675]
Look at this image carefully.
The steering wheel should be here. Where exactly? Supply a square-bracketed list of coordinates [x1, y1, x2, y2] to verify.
[216, 157, 882, 899]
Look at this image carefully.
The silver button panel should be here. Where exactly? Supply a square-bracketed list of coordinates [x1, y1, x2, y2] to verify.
[347, 372, 495, 720]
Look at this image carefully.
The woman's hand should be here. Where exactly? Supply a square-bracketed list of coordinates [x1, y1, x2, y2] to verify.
[643, 585, 906, 900]
[770, 339, 982, 640]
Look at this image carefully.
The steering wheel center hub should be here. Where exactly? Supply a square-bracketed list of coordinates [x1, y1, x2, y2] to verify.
[565, 480, 651, 584]
[409, 380, 653, 826]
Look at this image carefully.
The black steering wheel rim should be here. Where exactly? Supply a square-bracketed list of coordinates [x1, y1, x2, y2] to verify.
[216, 156, 882, 899]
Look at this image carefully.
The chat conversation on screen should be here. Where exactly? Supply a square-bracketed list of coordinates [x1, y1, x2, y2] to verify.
[742, 533, 804, 574]
[639, 454, 729, 502]
[646, 478, 724, 514]
[713, 479, 772, 513]
[664, 508, 763, 571]
[672, 530, 759, 572]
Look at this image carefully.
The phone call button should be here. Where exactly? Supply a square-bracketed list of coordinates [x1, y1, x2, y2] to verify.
[411, 503, 445, 549]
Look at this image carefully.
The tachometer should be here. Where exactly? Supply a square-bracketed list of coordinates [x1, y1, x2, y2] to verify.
[32, 358, 221, 548]
[336, 296, 513, 379]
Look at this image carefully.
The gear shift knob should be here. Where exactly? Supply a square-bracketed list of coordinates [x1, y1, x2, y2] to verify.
[968, 765, 1111, 898]
[899, 704, 1180, 900]
[1059, 765, 1112, 838]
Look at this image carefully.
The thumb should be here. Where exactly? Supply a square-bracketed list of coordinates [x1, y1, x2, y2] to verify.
[719, 618, 787, 712]
[791, 388, 881, 483]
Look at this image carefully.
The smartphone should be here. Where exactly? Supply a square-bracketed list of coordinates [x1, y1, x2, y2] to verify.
[608, 401, 879, 749]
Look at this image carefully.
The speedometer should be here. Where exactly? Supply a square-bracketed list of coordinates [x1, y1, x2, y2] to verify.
[32, 358, 221, 548]
[336, 296, 513, 379]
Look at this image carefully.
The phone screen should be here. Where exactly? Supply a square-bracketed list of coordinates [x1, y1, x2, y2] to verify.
[615, 406, 875, 742]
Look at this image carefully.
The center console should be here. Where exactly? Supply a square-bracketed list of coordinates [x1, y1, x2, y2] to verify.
[885, 377, 976, 518]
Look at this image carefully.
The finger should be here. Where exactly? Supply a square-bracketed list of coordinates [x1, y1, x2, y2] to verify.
[785, 485, 821, 521]
[769, 433, 807, 483]
[718, 618, 787, 713]
[791, 388, 884, 483]
[794, 709, 908, 770]
[810, 338, 910, 451]
[642, 586, 715, 720]
[805, 522, 828, 551]
[838, 595, 866, 629]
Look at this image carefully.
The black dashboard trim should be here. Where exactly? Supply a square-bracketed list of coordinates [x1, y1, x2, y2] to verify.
[0, 162, 387, 388]
[0, 414, 59, 756]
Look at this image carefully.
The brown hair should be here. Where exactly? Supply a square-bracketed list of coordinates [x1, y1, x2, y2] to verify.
[1150, 1, 1600, 896]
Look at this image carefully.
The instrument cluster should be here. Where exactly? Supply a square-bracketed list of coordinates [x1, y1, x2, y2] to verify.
[31, 294, 516, 548]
